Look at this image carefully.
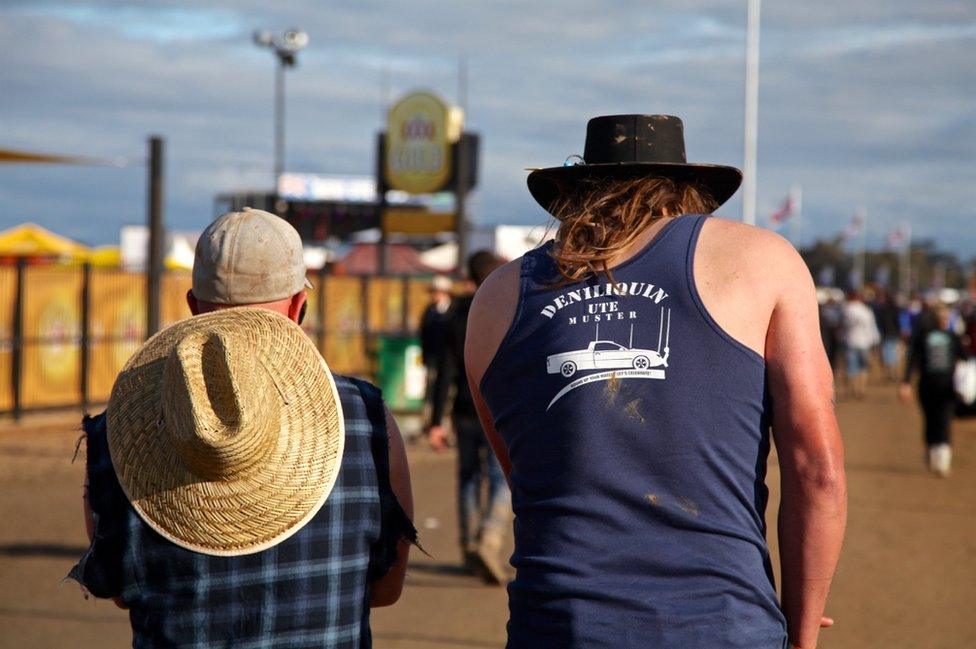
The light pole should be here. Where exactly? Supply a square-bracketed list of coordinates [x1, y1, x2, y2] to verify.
[742, 0, 761, 225]
[253, 29, 309, 187]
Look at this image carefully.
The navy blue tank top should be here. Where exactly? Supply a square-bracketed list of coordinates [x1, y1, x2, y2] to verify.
[480, 215, 788, 648]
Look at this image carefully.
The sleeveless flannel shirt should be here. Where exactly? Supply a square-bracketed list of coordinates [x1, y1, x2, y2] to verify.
[69, 375, 414, 649]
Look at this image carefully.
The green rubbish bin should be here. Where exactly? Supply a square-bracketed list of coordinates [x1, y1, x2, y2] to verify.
[376, 335, 426, 412]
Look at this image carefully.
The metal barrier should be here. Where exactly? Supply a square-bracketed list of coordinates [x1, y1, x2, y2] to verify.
[0, 262, 432, 419]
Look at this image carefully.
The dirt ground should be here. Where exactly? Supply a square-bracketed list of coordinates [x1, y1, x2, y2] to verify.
[0, 384, 974, 648]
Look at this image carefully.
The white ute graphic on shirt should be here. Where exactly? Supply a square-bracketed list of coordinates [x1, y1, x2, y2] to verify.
[546, 310, 671, 378]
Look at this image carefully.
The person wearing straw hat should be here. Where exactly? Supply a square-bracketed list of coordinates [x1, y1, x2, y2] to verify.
[465, 116, 847, 649]
[69, 208, 416, 648]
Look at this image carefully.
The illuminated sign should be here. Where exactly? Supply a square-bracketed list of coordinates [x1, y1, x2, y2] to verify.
[385, 91, 462, 195]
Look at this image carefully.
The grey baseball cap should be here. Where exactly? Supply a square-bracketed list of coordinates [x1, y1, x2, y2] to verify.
[192, 207, 312, 305]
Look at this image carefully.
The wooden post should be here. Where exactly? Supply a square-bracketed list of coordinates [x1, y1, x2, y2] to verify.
[375, 133, 389, 276]
[80, 263, 92, 411]
[11, 257, 26, 420]
[146, 136, 165, 338]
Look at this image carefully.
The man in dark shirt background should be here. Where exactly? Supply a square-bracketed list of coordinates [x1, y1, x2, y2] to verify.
[427, 251, 510, 584]
[900, 303, 965, 476]
[419, 275, 453, 409]
[873, 288, 903, 381]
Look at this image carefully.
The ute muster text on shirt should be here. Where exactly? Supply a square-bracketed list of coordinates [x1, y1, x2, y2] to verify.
[539, 280, 673, 410]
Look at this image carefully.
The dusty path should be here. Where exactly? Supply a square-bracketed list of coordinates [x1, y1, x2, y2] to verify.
[0, 385, 973, 648]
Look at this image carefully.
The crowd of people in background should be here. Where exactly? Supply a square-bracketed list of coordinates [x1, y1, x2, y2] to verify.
[819, 286, 975, 476]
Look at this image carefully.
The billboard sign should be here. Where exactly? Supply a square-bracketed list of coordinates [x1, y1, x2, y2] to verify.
[385, 91, 462, 195]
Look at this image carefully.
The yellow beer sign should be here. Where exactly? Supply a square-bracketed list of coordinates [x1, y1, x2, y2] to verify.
[382, 207, 456, 235]
[385, 91, 462, 195]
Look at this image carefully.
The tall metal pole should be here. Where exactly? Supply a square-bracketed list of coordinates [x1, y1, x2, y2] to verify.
[380, 65, 391, 124]
[742, 0, 761, 225]
[853, 207, 868, 290]
[457, 54, 468, 114]
[456, 56, 470, 278]
[274, 56, 285, 186]
[455, 136, 469, 279]
[147, 136, 165, 338]
[899, 222, 912, 295]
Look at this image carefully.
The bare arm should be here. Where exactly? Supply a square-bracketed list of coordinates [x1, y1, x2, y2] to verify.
[765, 244, 847, 649]
[463, 259, 523, 480]
[369, 407, 414, 607]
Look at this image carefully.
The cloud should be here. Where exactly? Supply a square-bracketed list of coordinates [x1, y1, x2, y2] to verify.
[0, 0, 974, 258]
[8, 3, 246, 42]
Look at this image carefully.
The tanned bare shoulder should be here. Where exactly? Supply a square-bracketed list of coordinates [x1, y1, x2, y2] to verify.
[699, 216, 807, 291]
[695, 216, 810, 357]
[465, 257, 523, 388]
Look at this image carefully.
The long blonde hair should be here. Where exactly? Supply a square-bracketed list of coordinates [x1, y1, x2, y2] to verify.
[549, 176, 719, 284]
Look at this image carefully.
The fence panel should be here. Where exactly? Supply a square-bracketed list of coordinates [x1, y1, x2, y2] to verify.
[323, 276, 368, 376]
[21, 267, 83, 408]
[0, 267, 14, 412]
[88, 270, 146, 403]
[406, 278, 432, 332]
[367, 277, 406, 333]
[162, 273, 192, 326]
[1, 268, 427, 416]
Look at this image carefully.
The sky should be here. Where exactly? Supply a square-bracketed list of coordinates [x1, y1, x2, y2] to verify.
[1, 0, 974, 255]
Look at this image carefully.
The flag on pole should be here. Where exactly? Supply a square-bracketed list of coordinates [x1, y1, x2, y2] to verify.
[886, 223, 911, 250]
[767, 186, 802, 229]
[842, 209, 866, 242]
[768, 195, 795, 228]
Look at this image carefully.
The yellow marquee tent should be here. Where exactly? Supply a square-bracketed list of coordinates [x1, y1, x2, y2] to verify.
[86, 245, 122, 267]
[0, 222, 89, 258]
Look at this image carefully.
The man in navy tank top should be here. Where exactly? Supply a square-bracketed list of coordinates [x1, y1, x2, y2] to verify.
[465, 116, 847, 649]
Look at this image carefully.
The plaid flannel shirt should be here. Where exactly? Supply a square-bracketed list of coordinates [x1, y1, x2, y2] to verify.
[69, 375, 413, 649]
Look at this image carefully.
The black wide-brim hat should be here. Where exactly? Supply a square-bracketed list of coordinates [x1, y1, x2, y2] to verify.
[527, 115, 742, 215]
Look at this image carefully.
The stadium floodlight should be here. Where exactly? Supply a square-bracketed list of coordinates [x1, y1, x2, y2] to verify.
[282, 29, 309, 53]
[253, 29, 310, 186]
[253, 30, 275, 47]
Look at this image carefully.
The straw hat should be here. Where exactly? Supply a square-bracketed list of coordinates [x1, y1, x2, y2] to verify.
[106, 307, 344, 556]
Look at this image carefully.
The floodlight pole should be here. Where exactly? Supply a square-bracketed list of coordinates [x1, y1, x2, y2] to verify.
[254, 29, 308, 189]
[742, 0, 761, 225]
[274, 56, 286, 184]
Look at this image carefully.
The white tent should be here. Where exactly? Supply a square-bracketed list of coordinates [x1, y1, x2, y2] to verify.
[419, 242, 457, 272]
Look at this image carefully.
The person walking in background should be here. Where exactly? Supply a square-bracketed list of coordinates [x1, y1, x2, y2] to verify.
[70, 208, 416, 647]
[466, 115, 846, 649]
[960, 300, 976, 355]
[820, 294, 844, 376]
[427, 251, 512, 585]
[420, 275, 454, 414]
[842, 289, 880, 398]
[874, 289, 903, 381]
[900, 303, 966, 477]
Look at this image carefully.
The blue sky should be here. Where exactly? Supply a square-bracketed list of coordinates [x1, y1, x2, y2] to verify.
[1, 0, 974, 254]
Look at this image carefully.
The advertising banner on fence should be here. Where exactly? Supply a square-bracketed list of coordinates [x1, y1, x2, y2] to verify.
[22, 268, 82, 407]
